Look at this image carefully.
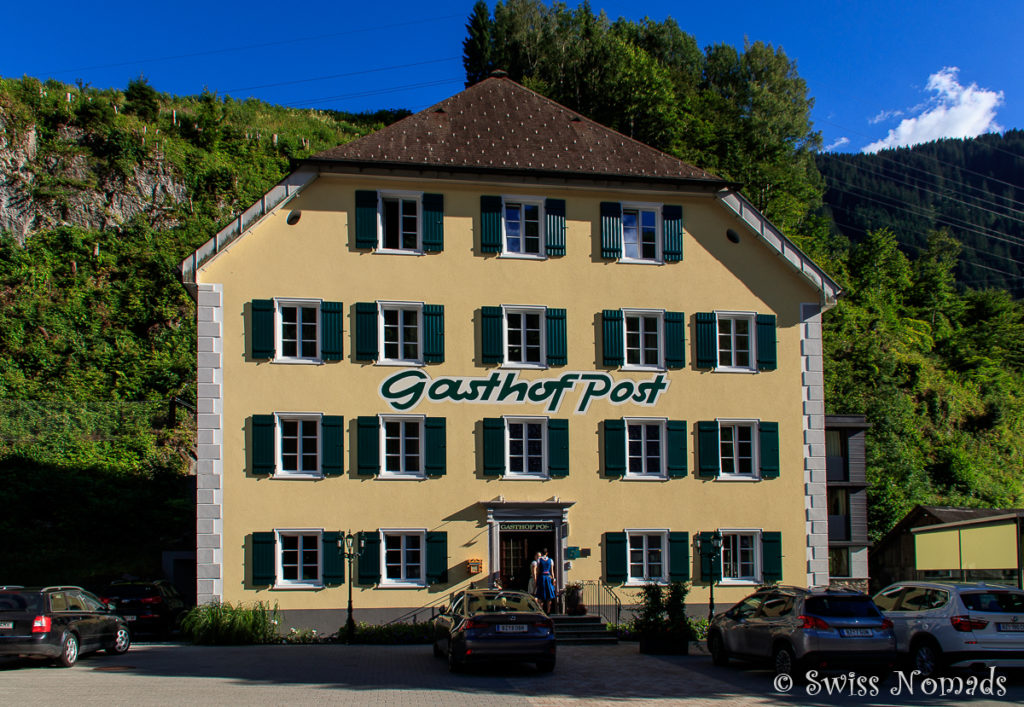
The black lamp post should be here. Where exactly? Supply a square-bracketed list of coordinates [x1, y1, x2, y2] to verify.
[702, 530, 724, 623]
[342, 531, 364, 644]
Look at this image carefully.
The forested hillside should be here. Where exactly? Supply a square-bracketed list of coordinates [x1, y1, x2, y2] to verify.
[817, 131, 1024, 295]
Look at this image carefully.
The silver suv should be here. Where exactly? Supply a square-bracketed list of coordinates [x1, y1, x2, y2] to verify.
[708, 586, 896, 678]
[873, 581, 1024, 676]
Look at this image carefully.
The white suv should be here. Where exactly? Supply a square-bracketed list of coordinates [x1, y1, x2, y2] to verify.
[873, 581, 1024, 676]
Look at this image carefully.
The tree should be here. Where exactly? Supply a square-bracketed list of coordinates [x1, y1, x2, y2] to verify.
[463, 0, 494, 86]
[124, 75, 159, 122]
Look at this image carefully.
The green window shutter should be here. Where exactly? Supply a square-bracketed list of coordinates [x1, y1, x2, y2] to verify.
[357, 531, 381, 585]
[602, 309, 624, 367]
[424, 417, 446, 476]
[761, 532, 783, 583]
[480, 195, 502, 253]
[355, 190, 379, 249]
[666, 420, 688, 478]
[759, 422, 780, 479]
[423, 304, 445, 363]
[251, 532, 276, 586]
[355, 302, 378, 361]
[321, 416, 344, 476]
[252, 415, 275, 476]
[756, 314, 777, 371]
[548, 419, 569, 477]
[697, 421, 720, 478]
[322, 532, 344, 585]
[482, 417, 506, 476]
[545, 198, 566, 256]
[664, 311, 686, 369]
[357, 416, 380, 475]
[668, 531, 690, 582]
[604, 532, 627, 583]
[600, 202, 622, 259]
[662, 204, 683, 262]
[546, 308, 567, 366]
[426, 531, 448, 584]
[481, 306, 504, 364]
[320, 301, 344, 361]
[699, 532, 722, 582]
[422, 193, 444, 252]
[695, 312, 717, 369]
[251, 299, 275, 360]
[604, 419, 626, 477]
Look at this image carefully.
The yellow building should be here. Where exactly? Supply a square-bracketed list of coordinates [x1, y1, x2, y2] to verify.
[180, 77, 841, 628]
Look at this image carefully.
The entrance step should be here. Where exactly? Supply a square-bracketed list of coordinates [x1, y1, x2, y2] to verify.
[551, 614, 618, 645]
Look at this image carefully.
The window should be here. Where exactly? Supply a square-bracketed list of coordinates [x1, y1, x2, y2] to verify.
[624, 310, 663, 369]
[829, 547, 851, 578]
[277, 299, 320, 362]
[503, 199, 543, 256]
[626, 419, 666, 478]
[698, 420, 778, 480]
[506, 417, 547, 478]
[481, 195, 564, 257]
[380, 530, 425, 586]
[719, 421, 756, 477]
[873, 586, 904, 611]
[504, 306, 545, 367]
[276, 414, 322, 477]
[621, 205, 660, 262]
[721, 531, 759, 582]
[379, 302, 423, 364]
[626, 531, 668, 584]
[276, 530, 322, 588]
[380, 415, 424, 478]
[717, 312, 755, 370]
[380, 193, 421, 252]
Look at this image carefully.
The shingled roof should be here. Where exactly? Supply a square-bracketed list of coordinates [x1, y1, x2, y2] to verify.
[310, 76, 723, 184]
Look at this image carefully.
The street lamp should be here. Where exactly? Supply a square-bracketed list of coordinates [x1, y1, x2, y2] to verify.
[701, 530, 724, 623]
[341, 531, 364, 644]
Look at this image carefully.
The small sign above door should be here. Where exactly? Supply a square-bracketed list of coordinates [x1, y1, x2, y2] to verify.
[501, 522, 553, 532]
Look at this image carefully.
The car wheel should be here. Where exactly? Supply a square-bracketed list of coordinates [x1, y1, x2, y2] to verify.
[773, 643, 798, 678]
[709, 632, 730, 667]
[107, 625, 131, 655]
[537, 658, 556, 673]
[911, 638, 943, 678]
[57, 633, 79, 668]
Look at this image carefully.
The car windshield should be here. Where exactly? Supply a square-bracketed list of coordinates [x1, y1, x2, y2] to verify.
[961, 592, 1024, 613]
[0, 591, 45, 613]
[104, 585, 157, 599]
[466, 592, 542, 614]
[804, 596, 880, 618]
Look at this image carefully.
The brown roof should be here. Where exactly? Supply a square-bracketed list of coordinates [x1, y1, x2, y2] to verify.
[310, 76, 723, 184]
[922, 506, 1022, 524]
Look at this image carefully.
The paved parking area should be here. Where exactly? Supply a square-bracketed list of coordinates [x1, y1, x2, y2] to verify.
[2, 642, 1023, 706]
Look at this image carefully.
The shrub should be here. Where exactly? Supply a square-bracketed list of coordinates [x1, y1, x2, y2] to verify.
[181, 601, 280, 645]
[342, 621, 434, 644]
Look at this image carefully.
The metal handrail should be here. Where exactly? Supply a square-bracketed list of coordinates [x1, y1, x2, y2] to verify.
[383, 592, 452, 626]
[574, 579, 621, 625]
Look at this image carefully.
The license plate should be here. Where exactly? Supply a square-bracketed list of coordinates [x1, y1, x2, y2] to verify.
[998, 623, 1024, 632]
[0, 621, 12, 630]
[123, 615, 137, 622]
[496, 624, 528, 633]
[841, 628, 873, 637]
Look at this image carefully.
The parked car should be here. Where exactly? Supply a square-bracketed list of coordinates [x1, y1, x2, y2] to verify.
[99, 580, 187, 638]
[432, 589, 556, 673]
[707, 586, 896, 678]
[0, 586, 130, 667]
[873, 581, 1024, 677]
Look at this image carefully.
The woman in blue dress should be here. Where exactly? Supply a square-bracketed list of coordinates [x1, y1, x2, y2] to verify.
[535, 548, 557, 614]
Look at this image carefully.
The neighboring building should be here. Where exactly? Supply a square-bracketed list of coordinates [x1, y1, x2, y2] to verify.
[824, 415, 870, 591]
[180, 76, 841, 629]
[871, 505, 1024, 592]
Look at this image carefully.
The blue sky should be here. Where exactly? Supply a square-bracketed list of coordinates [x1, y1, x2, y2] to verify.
[3, 0, 1017, 154]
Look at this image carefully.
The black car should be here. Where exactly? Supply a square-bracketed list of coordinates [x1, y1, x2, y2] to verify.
[0, 586, 130, 667]
[99, 580, 187, 638]
[433, 589, 556, 672]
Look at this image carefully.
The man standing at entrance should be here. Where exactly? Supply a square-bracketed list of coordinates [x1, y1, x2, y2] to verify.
[528, 552, 540, 596]
[536, 549, 557, 614]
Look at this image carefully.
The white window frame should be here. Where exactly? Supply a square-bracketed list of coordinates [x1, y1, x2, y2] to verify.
[378, 414, 426, 480]
[274, 528, 323, 589]
[622, 308, 665, 371]
[273, 298, 321, 364]
[716, 419, 760, 480]
[504, 416, 549, 480]
[625, 529, 669, 586]
[377, 301, 425, 366]
[379, 528, 427, 587]
[619, 201, 662, 264]
[714, 311, 757, 373]
[377, 190, 423, 254]
[500, 195, 546, 260]
[623, 418, 668, 480]
[718, 529, 762, 585]
[273, 413, 323, 479]
[502, 305, 547, 369]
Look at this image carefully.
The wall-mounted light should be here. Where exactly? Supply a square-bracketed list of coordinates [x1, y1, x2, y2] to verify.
[726, 229, 740, 243]
[286, 210, 301, 226]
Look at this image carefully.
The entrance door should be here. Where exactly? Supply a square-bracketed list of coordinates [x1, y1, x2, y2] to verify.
[499, 529, 555, 591]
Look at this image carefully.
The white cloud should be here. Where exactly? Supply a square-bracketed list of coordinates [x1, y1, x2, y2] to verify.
[869, 109, 903, 125]
[824, 136, 850, 151]
[862, 67, 1003, 153]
